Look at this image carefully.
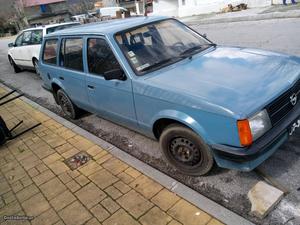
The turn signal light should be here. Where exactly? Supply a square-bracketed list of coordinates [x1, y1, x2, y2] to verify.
[237, 120, 253, 146]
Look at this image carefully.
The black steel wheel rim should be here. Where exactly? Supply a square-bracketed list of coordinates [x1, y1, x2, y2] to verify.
[169, 137, 202, 167]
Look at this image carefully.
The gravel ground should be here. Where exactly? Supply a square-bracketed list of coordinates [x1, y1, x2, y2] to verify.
[1, 18, 300, 225]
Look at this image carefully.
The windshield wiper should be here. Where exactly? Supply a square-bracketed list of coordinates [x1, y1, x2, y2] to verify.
[180, 43, 217, 58]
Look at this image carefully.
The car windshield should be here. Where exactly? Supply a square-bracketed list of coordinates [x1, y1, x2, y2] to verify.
[46, 23, 80, 34]
[115, 19, 213, 75]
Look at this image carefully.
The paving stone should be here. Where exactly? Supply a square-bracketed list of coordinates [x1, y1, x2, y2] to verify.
[104, 186, 123, 200]
[93, 150, 108, 160]
[75, 139, 94, 151]
[125, 167, 141, 178]
[75, 182, 107, 209]
[117, 172, 134, 184]
[89, 169, 119, 189]
[31, 208, 60, 225]
[19, 154, 41, 170]
[139, 207, 172, 225]
[40, 177, 67, 200]
[58, 172, 73, 184]
[58, 201, 92, 225]
[75, 175, 90, 186]
[53, 220, 65, 225]
[50, 190, 76, 211]
[168, 220, 183, 225]
[103, 209, 140, 225]
[91, 204, 110, 222]
[78, 161, 102, 177]
[32, 145, 55, 159]
[86, 218, 102, 225]
[67, 170, 81, 179]
[96, 154, 113, 165]
[113, 181, 131, 194]
[42, 153, 62, 165]
[3, 191, 16, 204]
[151, 189, 180, 211]
[32, 169, 55, 186]
[16, 184, 39, 202]
[167, 199, 211, 225]
[130, 175, 163, 199]
[101, 197, 120, 214]
[48, 160, 70, 175]
[207, 219, 225, 225]
[117, 190, 153, 219]
[66, 180, 81, 193]
[87, 145, 104, 157]
[0, 201, 22, 218]
[102, 158, 128, 175]
[11, 180, 23, 193]
[35, 163, 49, 173]
[27, 168, 39, 178]
[22, 193, 50, 217]
[20, 176, 33, 187]
[248, 181, 284, 219]
[55, 143, 73, 154]
[61, 148, 80, 159]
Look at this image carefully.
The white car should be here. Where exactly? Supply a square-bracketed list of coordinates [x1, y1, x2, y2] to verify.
[7, 22, 80, 74]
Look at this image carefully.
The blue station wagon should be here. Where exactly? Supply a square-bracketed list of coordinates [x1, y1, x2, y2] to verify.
[39, 16, 300, 176]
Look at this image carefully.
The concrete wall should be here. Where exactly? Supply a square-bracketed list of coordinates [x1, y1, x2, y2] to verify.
[151, 0, 276, 17]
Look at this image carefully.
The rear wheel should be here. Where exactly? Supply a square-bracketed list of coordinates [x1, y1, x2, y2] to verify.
[57, 89, 81, 120]
[159, 124, 214, 176]
[33, 58, 40, 76]
[8, 56, 22, 73]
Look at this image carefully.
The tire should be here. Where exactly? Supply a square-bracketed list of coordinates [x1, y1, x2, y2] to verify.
[159, 124, 214, 176]
[8, 56, 22, 73]
[33, 58, 40, 76]
[56, 89, 81, 120]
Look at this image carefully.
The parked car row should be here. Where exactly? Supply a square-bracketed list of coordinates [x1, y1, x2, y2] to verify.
[7, 17, 300, 176]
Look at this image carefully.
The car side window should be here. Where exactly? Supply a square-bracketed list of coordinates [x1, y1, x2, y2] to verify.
[15, 33, 23, 47]
[60, 38, 83, 72]
[87, 38, 121, 76]
[31, 30, 43, 44]
[22, 31, 32, 46]
[43, 39, 58, 65]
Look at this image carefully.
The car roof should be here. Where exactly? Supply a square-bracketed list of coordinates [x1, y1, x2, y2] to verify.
[45, 16, 169, 37]
[23, 22, 80, 31]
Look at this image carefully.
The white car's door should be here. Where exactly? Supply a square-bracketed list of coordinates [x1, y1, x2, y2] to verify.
[9, 33, 24, 66]
[28, 29, 43, 63]
[18, 30, 33, 67]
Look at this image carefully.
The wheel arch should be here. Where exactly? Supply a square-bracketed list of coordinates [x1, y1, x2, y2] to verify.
[151, 110, 211, 143]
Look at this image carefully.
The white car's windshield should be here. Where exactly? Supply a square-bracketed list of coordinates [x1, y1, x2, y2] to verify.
[115, 19, 213, 75]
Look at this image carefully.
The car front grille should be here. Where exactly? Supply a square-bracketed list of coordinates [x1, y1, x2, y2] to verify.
[267, 79, 300, 126]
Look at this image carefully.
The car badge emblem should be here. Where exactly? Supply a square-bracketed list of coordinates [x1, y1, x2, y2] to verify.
[290, 93, 298, 106]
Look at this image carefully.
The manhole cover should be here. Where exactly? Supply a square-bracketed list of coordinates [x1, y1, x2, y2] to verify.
[64, 151, 91, 170]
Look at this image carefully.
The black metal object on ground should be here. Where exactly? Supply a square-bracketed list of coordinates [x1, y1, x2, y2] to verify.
[0, 90, 41, 145]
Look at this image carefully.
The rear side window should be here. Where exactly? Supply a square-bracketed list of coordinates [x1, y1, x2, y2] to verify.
[43, 39, 58, 65]
[60, 38, 83, 71]
[22, 31, 32, 45]
[31, 30, 43, 44]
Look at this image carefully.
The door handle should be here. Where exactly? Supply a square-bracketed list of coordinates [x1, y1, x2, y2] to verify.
[59, 76, 64, 80]
[87, 85, 94, 89]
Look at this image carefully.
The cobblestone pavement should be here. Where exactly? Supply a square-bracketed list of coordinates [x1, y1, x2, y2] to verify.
[0, 87, 224, 225]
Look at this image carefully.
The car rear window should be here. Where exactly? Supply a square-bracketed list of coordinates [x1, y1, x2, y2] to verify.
[60, 38, 83, 72]
[43, 39, 58, 65]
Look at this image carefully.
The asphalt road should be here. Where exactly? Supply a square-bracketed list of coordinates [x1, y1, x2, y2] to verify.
[0, 18, 300, 225]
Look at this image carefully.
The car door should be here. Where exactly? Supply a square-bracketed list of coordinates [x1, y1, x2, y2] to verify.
[18, 30, 34, 67]
[85, 36, 137, 127]
[10, 33, 24, 66]
[58, 37, 89, 109]
[29, 29, 43, 61]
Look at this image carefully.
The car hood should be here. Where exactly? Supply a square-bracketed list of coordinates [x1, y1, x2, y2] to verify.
[144, 46, 300, 118]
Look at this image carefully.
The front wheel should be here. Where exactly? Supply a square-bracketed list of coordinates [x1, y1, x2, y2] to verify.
[33, 58, 40, 76]
[8, 56, 22, 73]
[159, 124, 214, 176]
[56, 89, 81, 120]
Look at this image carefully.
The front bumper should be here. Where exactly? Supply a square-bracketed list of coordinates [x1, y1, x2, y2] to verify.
[211, 103, 300, 171]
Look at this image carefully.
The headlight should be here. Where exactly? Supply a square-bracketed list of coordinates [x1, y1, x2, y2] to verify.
[237, 110, 272, 146]
[249, 109, 272, 141]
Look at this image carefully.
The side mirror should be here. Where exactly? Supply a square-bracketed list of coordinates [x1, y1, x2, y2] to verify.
[8, 43, 14, 48]
[103, 68, 126, 81]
